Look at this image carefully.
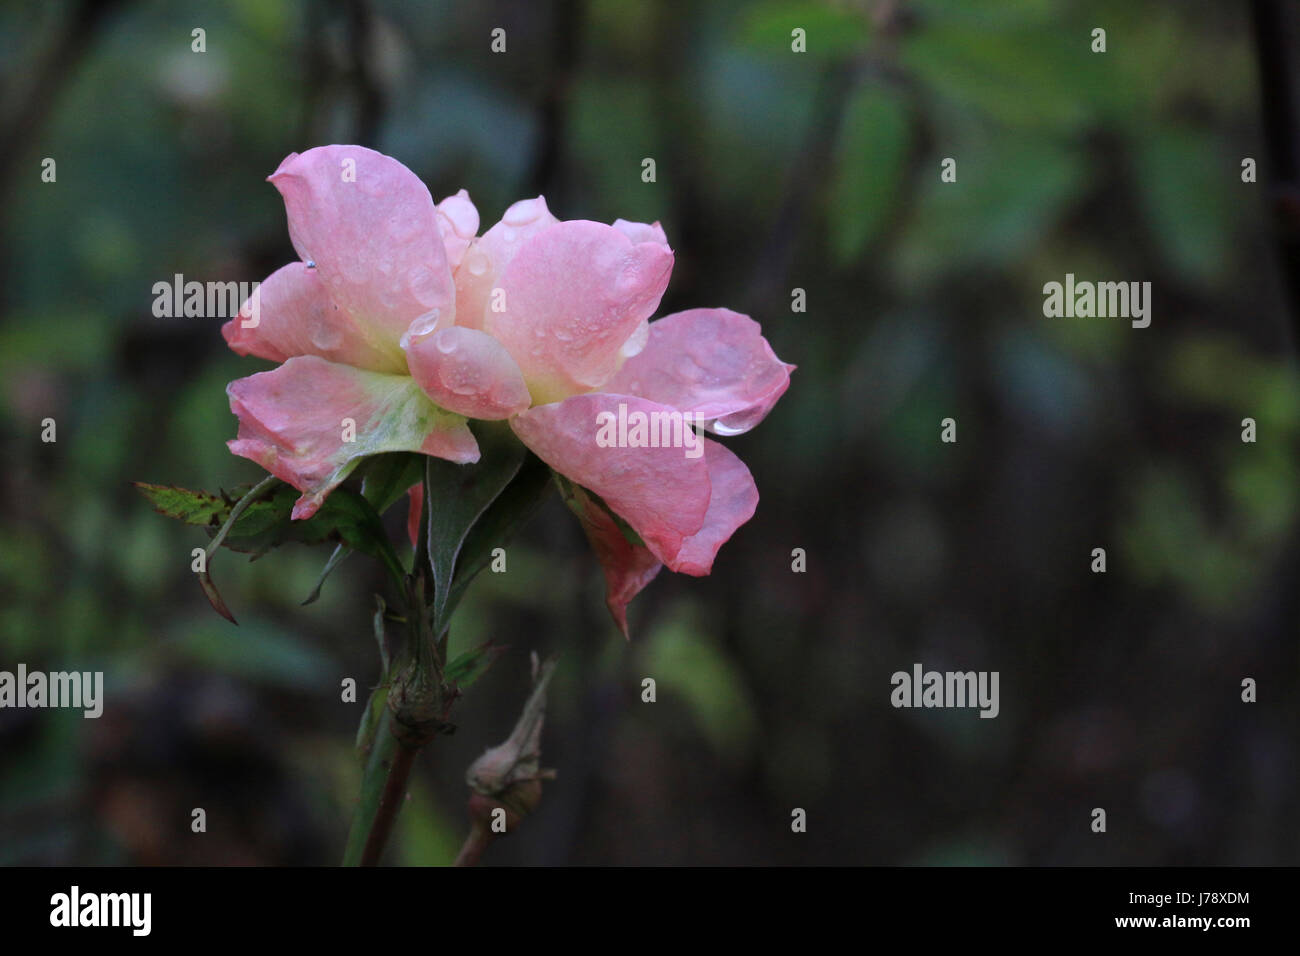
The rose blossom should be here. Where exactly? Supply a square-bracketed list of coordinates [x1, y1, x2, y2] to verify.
[223, 146, 792, 633]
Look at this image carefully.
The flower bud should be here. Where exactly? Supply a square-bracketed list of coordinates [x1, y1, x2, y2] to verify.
[387, 655, 445, 746]
[464, 655, 557, 826]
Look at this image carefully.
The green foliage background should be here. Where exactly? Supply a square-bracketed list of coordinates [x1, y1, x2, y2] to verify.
[0, 0, 1296, 864]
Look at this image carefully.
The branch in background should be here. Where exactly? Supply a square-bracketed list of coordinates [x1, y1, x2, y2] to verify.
[0, 0, 126, 311]
[1249, 0, 1300, 348]
[297, 0, 385, 149]
[740, 0, 914, 315]
[742, 61, 859, 316]
[527, 0, 581, 204]
[344, 0, 384, 148]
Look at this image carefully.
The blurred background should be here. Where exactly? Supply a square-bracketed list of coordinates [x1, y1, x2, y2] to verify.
[1, 0, 1298, 865]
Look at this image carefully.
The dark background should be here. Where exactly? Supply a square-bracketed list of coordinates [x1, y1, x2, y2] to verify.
[1, 0, 1298, 865]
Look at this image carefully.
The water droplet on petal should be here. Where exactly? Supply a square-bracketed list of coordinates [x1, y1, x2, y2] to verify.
[619, 319, 650, 359]
[711, 417, 749, 437]
[502, 197, 543, 227]
[310, 320, 343, 351]
[674, 354, 701, 377]
[441, 194, 478, 237]
[406, 308, 441, 340]
[409, 266, 443, 307]
[389, 212, 420, 241]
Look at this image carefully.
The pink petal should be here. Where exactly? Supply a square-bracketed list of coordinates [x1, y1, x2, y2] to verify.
[227, 355, 478, 519]
[437, 189, 479, 272]
[612, 218, 668, 247]
[564, 483, 661, 638]
[221, 261, 406, 373]
[487, 221, 674, 404]
[453, 196, 560, 332]
[604, 308, 794, 435]
[268, 146, 455, 348]
[402, 324, 532, 420]
[510, 393, 709, 565]
[671, 439, 759, 575]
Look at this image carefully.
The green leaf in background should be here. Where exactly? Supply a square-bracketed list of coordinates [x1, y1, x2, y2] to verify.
[894, 133, 1084, 283]
[160, 616, 336, 690]
[1132, 125, 1232, 285]
[901, 15, 1097, 132]
[737, 0, 872, 59]
[397, 779, 462, 867]
[830, 83, 911, 263]
[641, 604, 759, 762]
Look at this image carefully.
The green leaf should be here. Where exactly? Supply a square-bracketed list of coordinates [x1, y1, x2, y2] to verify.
[444, 640, 507, 691]
[446, 450, 554, 611]
[139, 476, 279, 624]
[423, 422, 531, 633]
[360, 452, 425, 516]
[300, 544, 350, 605]
[302, 453, 423, 605]
[372, 594, 393, 677]
[343, 707, 398, 866]
[133, 483, 229, 525]
[197, 569, 237, 624]
[355, 684, 390, 761]
[137, 480, 405, 617]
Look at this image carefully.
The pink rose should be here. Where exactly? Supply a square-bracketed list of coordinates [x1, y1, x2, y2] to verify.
[224, 145, 792, 633]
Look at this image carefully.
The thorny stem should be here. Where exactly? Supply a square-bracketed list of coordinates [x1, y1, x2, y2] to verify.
[358, 740, 419, 866]
[351, 468, 445, 865]
[453, 821, 494, 867]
